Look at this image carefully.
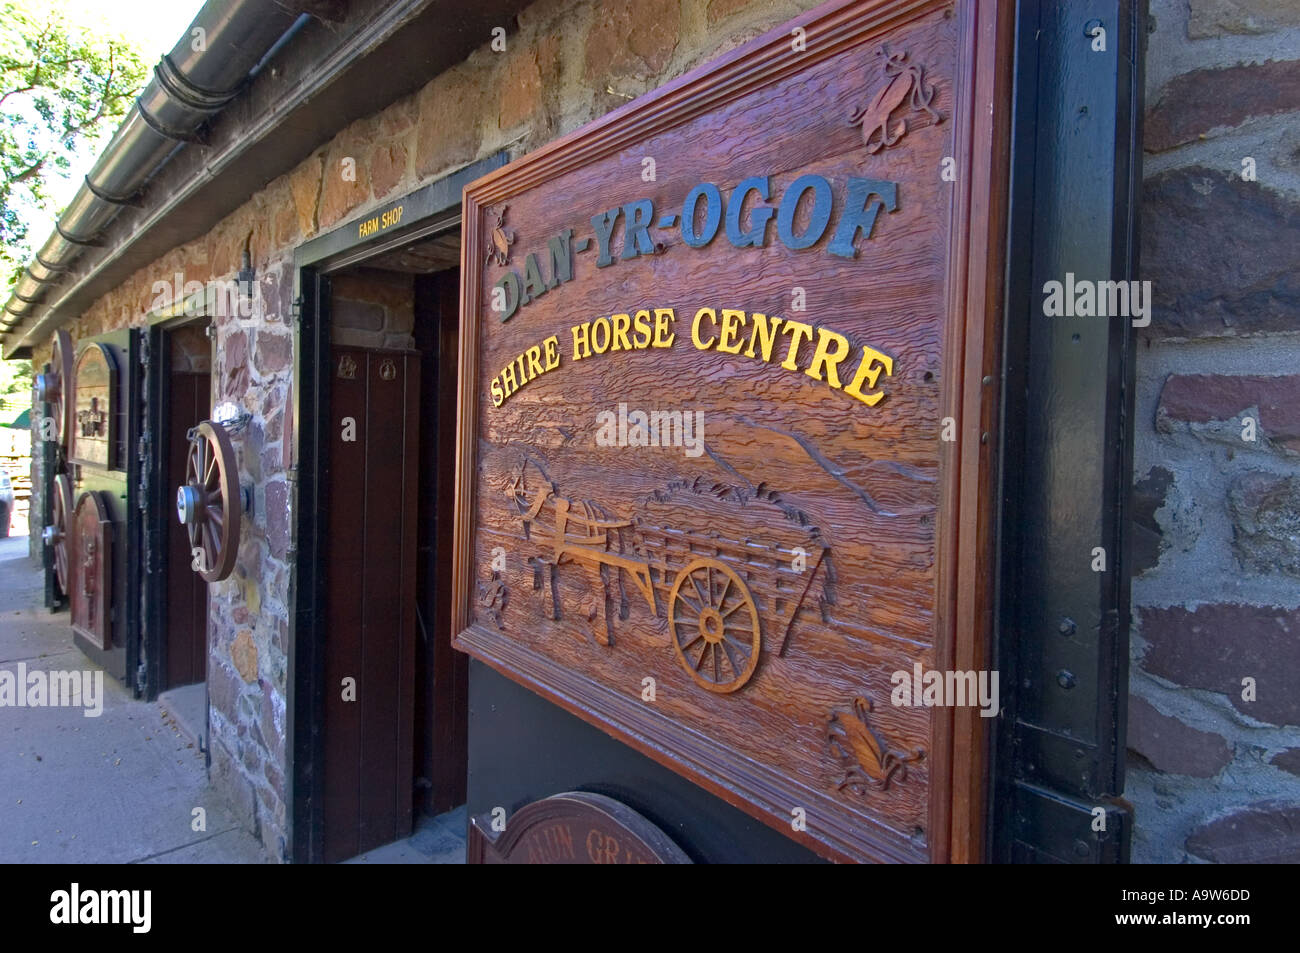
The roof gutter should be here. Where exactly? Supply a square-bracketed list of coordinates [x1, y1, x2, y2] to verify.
[0, 0, 306, 352]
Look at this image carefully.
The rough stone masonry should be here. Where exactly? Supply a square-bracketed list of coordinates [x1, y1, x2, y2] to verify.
[1130, 0, 1300, 863]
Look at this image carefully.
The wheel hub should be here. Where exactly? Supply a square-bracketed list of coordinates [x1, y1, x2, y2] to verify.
[698, 607, 724, 644]
[176, 484, 203, 525]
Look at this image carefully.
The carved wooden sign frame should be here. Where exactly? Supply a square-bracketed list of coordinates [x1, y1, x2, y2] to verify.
[70, 342, 118, 470]
[454, 0, 1012, 863]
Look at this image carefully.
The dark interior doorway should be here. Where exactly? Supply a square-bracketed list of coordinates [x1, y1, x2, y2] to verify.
[162, 324, 211, 689]
[315, 231, 466, 863]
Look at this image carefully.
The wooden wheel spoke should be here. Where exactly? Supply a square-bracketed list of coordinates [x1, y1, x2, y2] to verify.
[678, 631, 704, 651]
[690, 569, 709, 605]
[722, 631, 752, 653]
[720, 640, 744, 676]
[207, 505, 224, 531]
[675, 593, 702, 618]
[721, 599, 747, 618]
[693, 642, 710, 671]
[712, 646, 720, 682]
[202, 521, 217, 558]
[716, 575, 732, 609]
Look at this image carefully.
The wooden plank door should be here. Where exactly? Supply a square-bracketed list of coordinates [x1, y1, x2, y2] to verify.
[322, 347, 420, 863]
[164, 371, 211, 688]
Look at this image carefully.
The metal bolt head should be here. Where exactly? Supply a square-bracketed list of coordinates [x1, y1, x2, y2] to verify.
[1057, 670, 1077, 689]
[1073, 839, 1091, 858]
[1059, 618, 1076, 636]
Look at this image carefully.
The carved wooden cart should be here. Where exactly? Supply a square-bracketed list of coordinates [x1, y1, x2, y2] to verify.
[512, 472, 829, 694]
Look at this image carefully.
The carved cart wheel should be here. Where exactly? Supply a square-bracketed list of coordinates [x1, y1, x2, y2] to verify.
[176, 420, 240, 582]
[34, 329, 74, 447]
[668, 558, 761, 693]
[43, 473, 73, 593]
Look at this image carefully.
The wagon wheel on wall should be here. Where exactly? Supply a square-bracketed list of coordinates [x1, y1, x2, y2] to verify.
[668, 558, 761, 693]
[176, 420, 241, 583]
[34, 329, 74, 448]
[43, 473, 73, 593]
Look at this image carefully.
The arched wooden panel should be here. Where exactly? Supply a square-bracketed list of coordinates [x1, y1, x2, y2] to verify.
[70, 490, 113, 650]
[71, 343, 118, 469]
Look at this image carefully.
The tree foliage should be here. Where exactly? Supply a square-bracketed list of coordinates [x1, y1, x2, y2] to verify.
[1, 1, 148, 286]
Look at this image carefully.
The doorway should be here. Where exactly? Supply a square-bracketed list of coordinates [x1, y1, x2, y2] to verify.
[301, 233, 466, 863]
[161, 323, 211, 689]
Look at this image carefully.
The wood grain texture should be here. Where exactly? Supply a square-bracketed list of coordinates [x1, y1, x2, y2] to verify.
[453, 0, 1011, 863]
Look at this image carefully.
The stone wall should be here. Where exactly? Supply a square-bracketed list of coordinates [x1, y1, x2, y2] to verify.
[25, 0, 825, 861]
[331, 269, 416, 351]
[1128, 0, 1300, 863]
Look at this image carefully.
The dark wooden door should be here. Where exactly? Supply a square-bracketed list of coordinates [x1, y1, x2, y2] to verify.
[322, 346, 420, 863]
[413, 269, 468, 815]
[164, 372, 210, 688]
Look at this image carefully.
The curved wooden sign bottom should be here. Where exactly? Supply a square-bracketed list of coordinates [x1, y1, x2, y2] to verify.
[468, 792, 691, 864]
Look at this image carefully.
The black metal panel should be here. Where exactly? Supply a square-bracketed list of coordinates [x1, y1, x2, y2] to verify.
[40, 378, 64, 611]
[467, 662, 824, 864]
[991, 0, 1143, 862]
[142, 323, 168, 701]
[125, 328, 145, 697]
[288, 266, 331, 864]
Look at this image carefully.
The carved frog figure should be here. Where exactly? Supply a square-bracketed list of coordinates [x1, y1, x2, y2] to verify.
[828, 696, 924, 792]
[846, 48, 942, 154]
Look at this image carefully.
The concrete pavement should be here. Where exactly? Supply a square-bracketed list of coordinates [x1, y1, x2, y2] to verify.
[0, 535, 267, 863]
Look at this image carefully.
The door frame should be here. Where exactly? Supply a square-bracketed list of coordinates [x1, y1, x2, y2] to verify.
[988, 0, 1143, 861]
[286, 154, 506, 863]
[140, 307, 214, 701]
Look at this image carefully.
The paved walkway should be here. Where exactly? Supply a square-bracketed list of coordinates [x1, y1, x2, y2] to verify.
[0, 534, 467, 864]
[0, 536, 267, 863]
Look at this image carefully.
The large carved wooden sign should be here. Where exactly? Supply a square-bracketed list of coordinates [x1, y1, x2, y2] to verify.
[71, 343, 117, 469]
[454, 0, 1011, 863]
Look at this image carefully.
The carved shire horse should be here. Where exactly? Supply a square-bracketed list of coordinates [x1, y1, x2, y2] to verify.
[505, 458, 638, 645]
[846, 48, 942, 154]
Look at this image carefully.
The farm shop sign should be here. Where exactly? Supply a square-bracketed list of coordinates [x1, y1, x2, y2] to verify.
[454, 0, 1012, 865]
[357, 202, 404, 239]
[489, 173, 898, 322]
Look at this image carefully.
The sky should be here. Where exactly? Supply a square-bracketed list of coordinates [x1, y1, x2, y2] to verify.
[26, 0, 208, 239]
